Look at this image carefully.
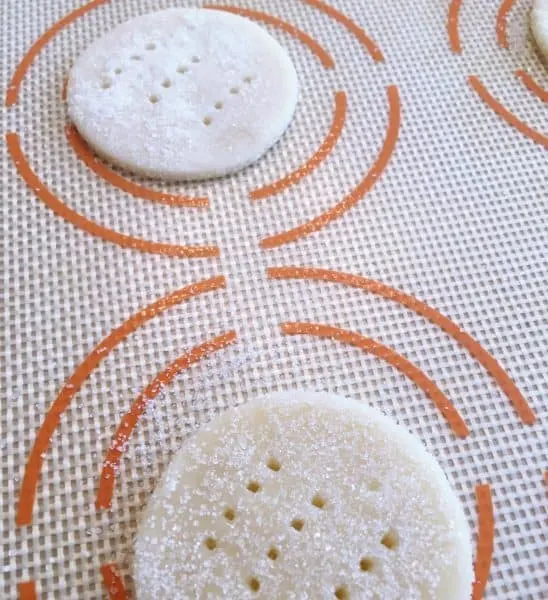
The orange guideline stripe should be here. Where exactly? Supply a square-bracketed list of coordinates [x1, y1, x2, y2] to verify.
[268, 267, 536, 425]
[301, 0, 383, 62]
[18, 582, 37, 600]
[6, 133, 219, 258]
[100, 564, 128, 600]
[496, 0, 517, 49]
[447, 0, 463, 53]
[515, 70, 548, 103]
[16, 276, 226, 526]
[468, 76, 548, 148]
[281, 322, 469, 437]
[5, 0, 109, 106]
[261, 85, 400, 248]
[61, 76, 68, 101]
[66, 125, 209, 208]
[204, 4, 334, 69]
[96, 331, 237, 509]
[472, 484, 494, 600]
[251, 91, 347, 200]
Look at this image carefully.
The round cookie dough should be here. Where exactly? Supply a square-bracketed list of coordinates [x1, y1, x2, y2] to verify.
[134, 391, 473, 600]
[532, 0, 548, 62]
[67, 8, 298, 180]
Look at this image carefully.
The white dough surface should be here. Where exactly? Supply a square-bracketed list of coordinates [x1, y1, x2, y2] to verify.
[67, 8, 299, 180]
[134, 390, 473, 600]
[532, 0, 548, 61]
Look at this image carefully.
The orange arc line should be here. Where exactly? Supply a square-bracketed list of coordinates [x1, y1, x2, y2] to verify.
[281, 322, 470, 437]
[468, 76, 548, 148]
[18, 582, 37, 600]
[65, 125, 209, 208]
[5, 0, 109, 107]
[100, 564, 129, 600]
[204, 4, 334, 69]
[447, 0, 463, 53]
[250, 91, 347, 201]
[6, 133, 219, 258]
[472, 484, 494, 600]
[96, 331, 238, 509]
[268, 267, 536, 425]
[300, 0, 384, 62]
[15, 276, 226, 527]
[496, 0, 517, 49]
[515, 69, 548, 103]
[261, 85, 400, 249]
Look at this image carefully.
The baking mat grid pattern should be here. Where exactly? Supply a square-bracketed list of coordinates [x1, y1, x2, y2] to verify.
[1, 0, 547, 598]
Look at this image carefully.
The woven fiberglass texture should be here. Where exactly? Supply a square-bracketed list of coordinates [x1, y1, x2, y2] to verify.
[1, 0, 547, 598]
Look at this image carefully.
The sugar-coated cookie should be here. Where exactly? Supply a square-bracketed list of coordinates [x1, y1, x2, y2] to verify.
[134, 390, 473, 599]
[68, 9, 298, 180]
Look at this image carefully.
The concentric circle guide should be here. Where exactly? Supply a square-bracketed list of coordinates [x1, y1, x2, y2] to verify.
[6, 1, 543, 598]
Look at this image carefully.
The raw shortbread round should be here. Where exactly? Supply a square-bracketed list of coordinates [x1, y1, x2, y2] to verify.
[67, 8, 298, 180]
[532, 0, 548, 62]
[134, 391, 473, 600]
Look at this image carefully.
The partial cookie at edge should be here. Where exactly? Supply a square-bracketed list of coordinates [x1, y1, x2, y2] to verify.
[133, 390, 474, 600]
[532, 0, 548, 62]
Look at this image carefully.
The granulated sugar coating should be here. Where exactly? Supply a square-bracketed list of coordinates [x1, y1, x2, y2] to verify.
[134, 391, 473, 599]
[531, 0, 548, 61]
[67, 8, 298, 180]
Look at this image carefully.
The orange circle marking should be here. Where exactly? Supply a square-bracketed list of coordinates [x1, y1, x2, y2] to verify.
[281, 321, 470, 437]
[515, 69, 548, 103]
[204, 4, 335, 69]
[251, 91, 347, 201]
[496, 0, 517, 49]
[448, 0, 463, 53]
[101, 563, 129, 600]
[472, 484, 494, 600]
[5, 0, 110, 107]
[96, 331, 238, 510]
[6, 132, 219, 258]
[66, 125, 209, 208]
[15, 276, 226, 527]
[468, 76, 548, 148]
[301, 0, 384, 62]
[261, 85, 400, 248]
[268, 266, 536, 425]
[17, 582, 36, 600]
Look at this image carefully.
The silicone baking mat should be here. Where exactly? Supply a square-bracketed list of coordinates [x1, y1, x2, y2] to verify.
[1, 0, 547, 598]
